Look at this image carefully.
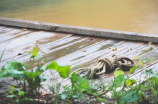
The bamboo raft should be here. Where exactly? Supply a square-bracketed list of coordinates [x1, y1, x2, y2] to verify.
[0, 17, 158, 93]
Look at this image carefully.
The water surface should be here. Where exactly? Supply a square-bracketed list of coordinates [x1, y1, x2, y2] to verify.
[0, 0, 158, 34]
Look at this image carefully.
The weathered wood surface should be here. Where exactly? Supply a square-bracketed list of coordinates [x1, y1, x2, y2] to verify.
[0, 25, 158, 93]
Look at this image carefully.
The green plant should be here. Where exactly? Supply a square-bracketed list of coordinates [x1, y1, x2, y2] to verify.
[47, 72, 62, 104]
[7, 86, 29, 104]
[0, 48, 5, 61]
[0, 45, 70, 99]
[107, 69, 140, 104]
[143, 69, 158, 103]
[107, 69, 125, 104]
[130, 58, 150, 74]
[61, 72, 106, 103]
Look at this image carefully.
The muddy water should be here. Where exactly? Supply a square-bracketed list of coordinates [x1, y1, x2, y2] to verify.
[0, 0, 158, 34]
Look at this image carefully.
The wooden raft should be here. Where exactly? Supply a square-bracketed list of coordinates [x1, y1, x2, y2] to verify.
[0, 25, 158, 92]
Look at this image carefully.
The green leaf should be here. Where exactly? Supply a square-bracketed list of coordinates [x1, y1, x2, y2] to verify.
[144, 45, 154, 52]
[0, 48, 5, 62]
[61, 92, 68, 100]
[44, 57, 48, 63]
[71, 72, 77, 84]
[130, 65, 139, 74]
[97, 97, 108, 103]
[72, 94, 79, 98]
[24, 71, 41, 80]
[15, 99, 19, 104]
[9, 90, 13, 94]
[114, 74, 125, 88]
[78, 79, 89, 92]
[46, 61, 70, 79]
[133, 56, 139, 61]
[31, 45, 39, 57]
[2, 61, 25, 71]
[18, 91, 25, 96]
[9, 70, 24, 78]
[119, 90, 139, 103]
[46, 61, 58, 70]
[0, 68, 24, 79]
[22, 63, 30, 69]
[39, 75, 47, 82]
[114, 70, 125, 88]
[125, 79, 136, 86]
[0, 70, 8, 78]
[21, 97, 29, 101]
[145, 69, 158, 78]
[32, 77, 40, 90]
[7, 95, 15, 98]
[10, 86, 15, 90]
[138, 61, 144, 67]
[141, 58, 150, 63]
[34, 55, 43, 61]
[114, 69, 124, 78]
[18, 90, 27, 96]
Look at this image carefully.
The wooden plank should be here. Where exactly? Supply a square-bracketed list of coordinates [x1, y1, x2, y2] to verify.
[0, 34, 72, 61]
[3, 36, 86, 64]
[55, 40, 111, 66]
[0, 25, 158, 94]
[0, 30, 33, 43]
[0, 28, 22, 37]
[0, 26, 6, 30]
[0, 31, 56, 52]
[0, 34, 75, 67]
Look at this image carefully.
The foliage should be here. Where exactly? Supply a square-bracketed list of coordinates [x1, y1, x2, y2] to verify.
[0, 48, 5, 62]
[61, 72, 107, 103]
[0, 45, 70, 99]
[47, 72, 62, 104]
[7, 86, 29, 104]
[46, 61, 70, 79]
[143, 69, 158, 103]
[107, 69, 141, 104]
[130, 65, 139, 74]
[107, 65, 158, 104]
[1, 44, 158, 104]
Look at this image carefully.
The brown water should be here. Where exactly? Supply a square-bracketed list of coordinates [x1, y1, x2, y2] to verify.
[0, 0, 158, 34]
